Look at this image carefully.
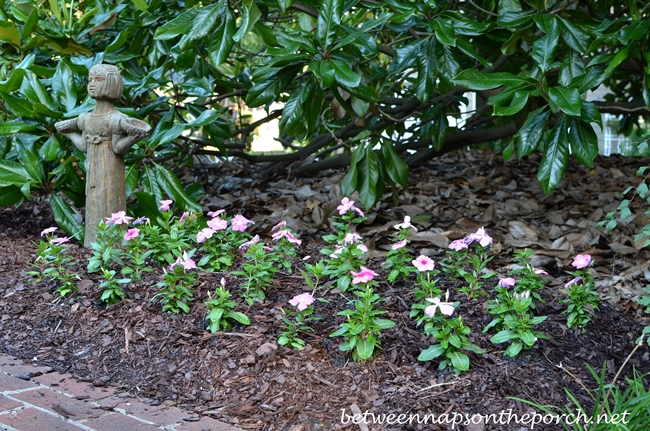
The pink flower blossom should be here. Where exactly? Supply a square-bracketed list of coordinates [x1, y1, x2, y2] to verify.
[533, 268, 548, 275]
[289, 292, 315, 311]
[329, 246, 344, 258]
[465, 227, 493, 247]
[572, 254, 592, 269]
[271, 220, 286, 231]
[123, 228, 139, 241]
[425, 296, 455, 317]
[272, 229, 302, 245]
[448, 239, 469, 251]
[302, 255, 311, 261]
[158, 200, 173, 211]
[412, 255, 434, 272]
[179, 211, 189, 223]
[109, 211, 133, 225]
[51, 237, 69, 244]
[514, 291, 531, 300]
[351, 266, 378, 284]
[394, 216, 417, 231]
[208, 209, 226, 217]
[239, 235, 260, 250]
[207, 217, 227, 231]
[392, 239, 407, 250]
[197, 228, 215, 243]
[170, 251, 196, 271]
[133, 217, 149, 225]
[40, 227, 58, 236]
[343, 232, 362, 245]
[336, 197, 364, 217]
[231, 214, 254, 232]
[565, 277, 582, 288]
[498, 277, 516, 288]
[357, 244, 368, 253]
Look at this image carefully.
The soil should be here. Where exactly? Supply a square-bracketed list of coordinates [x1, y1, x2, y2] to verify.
[2, 150, 650, 431]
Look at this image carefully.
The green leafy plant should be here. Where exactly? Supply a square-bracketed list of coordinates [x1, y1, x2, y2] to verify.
[232, 238, 279, 306]
[27, 227, 80, 297]
[195, 212, 234, 272]
[383, 216, 419, 283]
[562, 254, 600, 330]
[98, 268, 129, 306]
[301, 258, 326, 292]
[270, 221, 302, 273]
[204, 278, 250, 333]
[278, 293, 320, 349]
[153, 251, 198, 313]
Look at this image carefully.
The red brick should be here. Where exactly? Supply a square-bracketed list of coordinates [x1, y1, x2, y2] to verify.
[115, 399, 191, 426]
[0, 354, 19, 366]
[11, 388, 103, 420]
[32, 372, 116, 400]
[0, 362, 53, 378]
[0, 372, 38, 391]
[0, 407, 87, 431]
[0, 394, 23, 412]
[174, 416, 242, 431]
[82, 412, 161, 431]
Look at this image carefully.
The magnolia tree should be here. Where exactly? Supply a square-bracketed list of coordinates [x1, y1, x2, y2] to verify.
[1, 0, 649, 236]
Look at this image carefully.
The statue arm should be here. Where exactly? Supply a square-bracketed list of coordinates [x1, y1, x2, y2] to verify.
[54, 118, 86, 153]
[113, 117, 152, 155]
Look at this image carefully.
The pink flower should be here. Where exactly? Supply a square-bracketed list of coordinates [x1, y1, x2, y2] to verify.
[207, 217, 227, 231]
[357, 244, 368, 253]
[394, 216, 417, 231]
[351, 266, 378, 284]
[109, 211, 133, 225]
[51, 237, 70, 244]
[271, 220, 286, 231]
[40, 227, 58, 236]
[565, 277, 582, 288]
[123, 228, 139, 241]
[179, 211, 189, 223]
[289, 292, 315, 311]
[133, 217, 149, 225]
[272, 229, 302, 245]
[425, 295, 455, 317]
[392, 239, 407, 250]
[197, 228, 215, 243]
[533, 268, 548, 275]
[170, 251, 196, 271]
[465, 227, 493, 247]
[412, 255, 434, 272]
[572, 254, 592, 269]
[239, 235, 261, 250]
[302, 255, 311, 261]
[498, 277, 516, 288]
[329, 246, 344, 258]
[343, 232, 362, 245]
[336, 197, 364, 217]
[208, 209, 226, 217]
[514, 291, 531, 300]
[448, 239, 469, 251]
[231, 214, 254, 232]
[159, 200, 173, 211]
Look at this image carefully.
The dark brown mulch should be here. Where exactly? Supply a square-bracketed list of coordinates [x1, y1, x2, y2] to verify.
[2, 150, 650, 431]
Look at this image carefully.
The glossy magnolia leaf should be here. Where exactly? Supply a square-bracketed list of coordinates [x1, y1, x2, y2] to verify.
[279, 76, 312, 135]
[303, 77, 324, 134]
[153, 163, 202, 212]
[0, 185, 23, 206]
[569, 118, 598, 168]
[605, 46, 630, 73]
[188, 109, 221, 126]
[517, 106, 549, 157]
[341, 142, 366, 195]
[548, 86, 582, 116]
[331, 59, 361, 88]
[141, 164, 165, 203]
[430, 18, 456, 46]
[50, 193, 84, 243]
[52, 61, 78, 112]
[188, 4, 219, 41]
[131, 191, 162, 223]
[39, 135, 61, 162]
[531, 18, 559, 73]
[537, 115, 569, 194]
[0, 122, 38, 136]
[233, 0, 261, 43]
[0, 20, 20, 45]
[452, 69, 529, 90]
[0, 160, 31, 186]
[154, 8, 200, 40]
[317, 0, 343, 48]
[245, 66, 301, 107]
[493, 90, 529, 116]
[558, 17, 590, 53]
[620, 20, 650, 44]
[332, 12, 390, 51]
[18, 148, 44, 185]
[208, 0, 235, 66]
[415, 39, 436, 103]
[125, 165, 139, 198]
[357, 145, 383, 210]
[381, 141, 409, 188]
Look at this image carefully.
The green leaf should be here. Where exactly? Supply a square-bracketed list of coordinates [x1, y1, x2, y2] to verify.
[505, 340, 523, 357]
[341, 143, 365, 195]
[188, 109, 221, 126]
[558, 17, 590, 53]
[537, 115, 569, 194]
[279, 76, 312, 135]
[431, 18, 456, 46]
[503, 140, 515, 161]
[415, 39, 436, 103]
[331, 60, 361, 88]
[356, 338, 375, 360]
[130, 0, 149, 13]
[605, 46, 630, 74]
[520, 331, 537, 346]
[548, 86, 582, 117]
[492, 90, 529, 116]
[39, 136, 61, 161]
[381, 142, 409, 188]
[52, 61, 78, 112]
[50, 193, 84, 243]
[418, 344, 445, 361]
[448, 351, 470, 371]
[189, 4, 219, 41]
[569, 118, 598, 168]
[357, 145, 382, 211]
[374, 318, 395, 329]
[19, 148, 44, 184]
[154, 8, 200, 40]
[317, 0, 343, 48]
[208, 0, 236, 66]
[153, 163, 202, 212]
[0, 185, 24, 206]
[0, 20, 20, 45]
[0, 160, 31, 186]
[245, 66, 301, 107]
[452, 70, 529, 90]
[227, 311, 250, 325]
[532, 18, 559, 73]
[332, 12, 390, 51]
[233, 0, 262, 43]
[132, 191, 162, 222]
[0, 122, 38, 136]
[490, 329, 517, 344]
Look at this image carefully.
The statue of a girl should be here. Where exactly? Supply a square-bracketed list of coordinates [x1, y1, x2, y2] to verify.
[55, 64, 151, 247]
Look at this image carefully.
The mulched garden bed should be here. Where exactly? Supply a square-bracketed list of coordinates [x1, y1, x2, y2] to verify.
[2, 150, 650, 430]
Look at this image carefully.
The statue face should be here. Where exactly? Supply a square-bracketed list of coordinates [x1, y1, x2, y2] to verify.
[87, 72, 107, 99]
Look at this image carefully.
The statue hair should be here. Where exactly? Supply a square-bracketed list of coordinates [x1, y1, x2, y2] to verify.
[89, 64, 124, 100]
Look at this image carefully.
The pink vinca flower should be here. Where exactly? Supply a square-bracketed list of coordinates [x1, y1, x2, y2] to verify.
[394, 215, 417, 231]
[158, 200, 173, 211]
[343, 232, 362, 245]
[498, 277, 516, 288]
[572, 254, 592, 269]
[425, 296, 455, 317]
[289, 292, 315, 311]
[171, 251, 196, 271]
[179, 211, 189, 223]
[271, 220, 286, 231]
[207, 217, 227, 231]
[412, 255, 435, 272]
[534, 268, 548, 275]
[239, 235, 260, 250]
[231, 214, 254, 232]
[357, 244, 368, 253]
[329, 246, 344, 259]
[392, 239, 407, 250]
[465, 227, 493, 247]
[336, 197, 364, 217]
[133, 217, 149, 225]
[514, 291, 531, 300]
[196, 228, 215, 243]
[565, 277, 582, 288]
[272, 230, 302, 245]
[123, 228, 139, 241]
[51, 237, 70, 244]
[351, 266, 378, 284]
[41, 227, 58, 237]
[110, 211, 133, 225]
[448, 239, 469, 251]
[208, 209, 226, 217]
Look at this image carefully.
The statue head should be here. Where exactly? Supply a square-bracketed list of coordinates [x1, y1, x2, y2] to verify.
[87, 64, 123, 101]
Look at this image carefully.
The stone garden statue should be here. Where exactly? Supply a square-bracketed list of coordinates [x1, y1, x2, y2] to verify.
[55, 64, 151, 247]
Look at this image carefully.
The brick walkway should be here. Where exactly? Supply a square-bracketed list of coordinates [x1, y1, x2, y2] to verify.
[0, 354, 239, 431]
